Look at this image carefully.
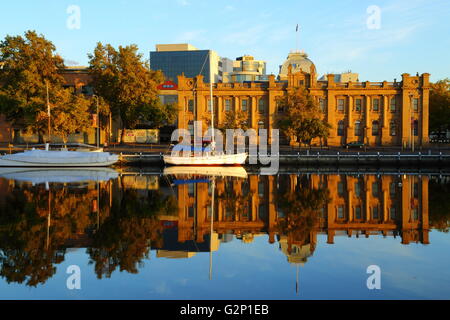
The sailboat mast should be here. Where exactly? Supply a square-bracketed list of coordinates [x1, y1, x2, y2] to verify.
[209, 51, 215, 148]
[209, 178, 215, 280]
[46, 81, 51, 143]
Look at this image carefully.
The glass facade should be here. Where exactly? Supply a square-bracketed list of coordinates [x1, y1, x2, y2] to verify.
[150, 50, 213, 84]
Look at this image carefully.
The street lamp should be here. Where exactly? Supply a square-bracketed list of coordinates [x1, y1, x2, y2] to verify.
[93, 95, 100, 149]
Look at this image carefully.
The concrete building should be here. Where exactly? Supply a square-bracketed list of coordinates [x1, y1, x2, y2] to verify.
[150, 43, 221, 84]
[223, 55, 267, 83]
[176, 50, 430, 148]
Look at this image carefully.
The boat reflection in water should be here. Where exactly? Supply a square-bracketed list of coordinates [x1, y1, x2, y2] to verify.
[0, 168, 444, 294]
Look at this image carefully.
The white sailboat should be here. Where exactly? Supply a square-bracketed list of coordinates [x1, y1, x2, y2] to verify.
[0, 83, 119, 167]
[0, 146, 119, 167]
[163, 52, 247, 166]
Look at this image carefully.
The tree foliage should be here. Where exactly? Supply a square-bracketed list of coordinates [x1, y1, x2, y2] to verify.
[276, 87, 331, 147]
[88, 43, 176, 143]
[217, 110, 249, 132]
[0, 30, 91, 142]
[429, 78, 450, 136]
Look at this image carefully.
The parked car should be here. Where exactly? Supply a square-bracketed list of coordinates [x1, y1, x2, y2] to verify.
[344, 141, 365, 149]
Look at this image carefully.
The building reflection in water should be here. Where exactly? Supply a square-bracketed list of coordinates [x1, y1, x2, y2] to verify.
[0, 171, 433, 287]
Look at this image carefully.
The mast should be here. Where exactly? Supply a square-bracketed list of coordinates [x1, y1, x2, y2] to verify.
[46, 81, 51, 144]
[209, 51, 215, 150]
[209, 178, 215, 280]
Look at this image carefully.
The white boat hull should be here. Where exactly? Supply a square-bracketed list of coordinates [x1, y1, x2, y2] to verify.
[0, 150, 119, 167]
[163, 152, 247, 166]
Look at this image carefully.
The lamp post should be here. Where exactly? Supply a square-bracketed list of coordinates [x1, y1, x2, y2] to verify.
[93, 95, 100, 148]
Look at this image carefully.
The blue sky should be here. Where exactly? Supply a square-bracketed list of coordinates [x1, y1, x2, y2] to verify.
[0, 0, 449, 82]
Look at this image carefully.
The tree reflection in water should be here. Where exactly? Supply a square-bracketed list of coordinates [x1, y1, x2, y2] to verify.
[275, 175, 330, 255]
[0, 184, 94, 286]
[87, 188, 178, 279]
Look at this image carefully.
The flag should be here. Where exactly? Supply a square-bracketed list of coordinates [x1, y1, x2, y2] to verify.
[296, 24, 299, 32]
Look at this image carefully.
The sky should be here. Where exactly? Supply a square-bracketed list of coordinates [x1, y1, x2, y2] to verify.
[0, 0, 449, 82]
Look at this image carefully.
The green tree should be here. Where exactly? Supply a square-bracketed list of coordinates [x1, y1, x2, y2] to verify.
[276, 87, 330, 148]
[429, 78, 450, 137]
[88, 43, 176, 143]
[0, 30, 91, 142]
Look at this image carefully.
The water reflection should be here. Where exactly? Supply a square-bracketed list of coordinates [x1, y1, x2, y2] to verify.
[0, 168, 447, 289]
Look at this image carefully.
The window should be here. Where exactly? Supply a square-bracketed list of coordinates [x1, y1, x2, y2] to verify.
[188, 183, 195, 197]
[258, 181, 265, 197]
[390, 97, 396, 112]
[188, 206, 195, 218]
[337, 120, 345, 136]
[337, 206, 345, 219]
[355, 206, 362, 220]
[389, 207, 396, 219]
[414, 182, 419, 198]
[390, 120, 397, 136]
[355, 181, 363, 197]
[241, 99, 248, 111]
[338, 181, 344, 197]
[372, 206, 379, 219]
[337, 99, 345, 112]
[188, 99, 194, 112]
[413, 98, 419, 111]
[372, 98, 380, 111]
[258, 98, 267, 114]
[372, 120, 379, 136]
[81, 85, 93, 95]
[372, 181, 379, 197]
[411, 208, 419, 221]
[225, 99, 231, 112]
[389, 182, 396, 197]
[276, 100, 285, 114]
[413, 120, 419, 136]
[319, 98, 326, 112]
[355, 121, 362, 136]
[355, 98, 362, 112]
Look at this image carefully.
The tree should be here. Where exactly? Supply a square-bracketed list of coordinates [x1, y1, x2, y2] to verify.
[429, 78, 450, 137]
[276, 87, 330, 148]
[88, 43, 176, 143]
[217, 110, 249, 133]
[0, 30, 91, 142]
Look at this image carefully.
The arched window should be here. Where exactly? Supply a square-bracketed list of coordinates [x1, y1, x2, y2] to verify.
[390, 120, 396, 136]
[354, 121, 362, 136]
[337, 120, 345, 136]
[372, 120, 379, 136]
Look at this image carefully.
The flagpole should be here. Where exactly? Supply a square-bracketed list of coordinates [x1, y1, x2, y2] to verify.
[296, 24, 299, 52]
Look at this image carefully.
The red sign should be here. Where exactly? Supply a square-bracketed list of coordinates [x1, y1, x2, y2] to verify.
[157, 80, 178, 90]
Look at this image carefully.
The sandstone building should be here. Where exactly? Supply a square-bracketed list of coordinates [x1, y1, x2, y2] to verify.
[176, 50, 430, 148]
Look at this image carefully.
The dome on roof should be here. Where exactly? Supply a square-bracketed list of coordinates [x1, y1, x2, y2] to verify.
[279, 51, 315, 78]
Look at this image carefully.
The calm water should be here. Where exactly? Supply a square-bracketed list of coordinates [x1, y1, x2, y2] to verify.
[0, 167, 449, 300]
